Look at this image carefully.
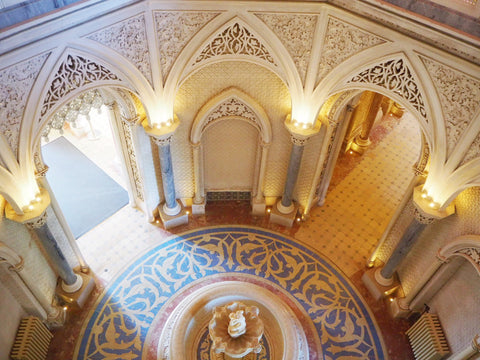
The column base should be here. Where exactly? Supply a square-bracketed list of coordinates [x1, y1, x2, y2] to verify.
[163, 201, 181, 216]
[390, 297, 411, 318]
[251, 198, 266, 216]
[269, 199, 299, 228]
[362, 267, 400, 301]
[192, 199, 206, 215]
[56, 271, 95, 309]
[159, 201, 189, 229]
[350, 136, 371, 155]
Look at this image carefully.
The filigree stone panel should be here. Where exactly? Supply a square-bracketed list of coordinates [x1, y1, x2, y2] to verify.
[421, 56, 480, 156]
[255, 13, 317, 83]
[154, 11, 219, 80]
[194, 23, 277, 67]
[202, 97, 261, 133]
[349, 58, 427, 121]
[41, 55, 120, 119]
[461, 133, 480, 166]
[121, 120, 144, 201]
[317, 17, 386, 85]
[87, 15, 153, 86]
[0, 53, 49, 153]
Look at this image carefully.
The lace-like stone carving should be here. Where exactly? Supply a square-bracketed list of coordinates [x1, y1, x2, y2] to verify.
[25, 211, 48, 229]
[154, 11, 219, 80]
[455, 248, 480, 274]
[41, 55, 120, 119]
[421, 56, 480, 156]
[413, 208, 436, 224]
[202, 97, 261, 133]
[120, 118, 144, 201]
[462, 133, 480, 167]
[194, 23, 276, 66]
[318, 17, 386, 85]
[256, 13, 317, 83]
[0, 53, 49, 153]
[349, 58, 427, 121]
[87, 15, 152, 86]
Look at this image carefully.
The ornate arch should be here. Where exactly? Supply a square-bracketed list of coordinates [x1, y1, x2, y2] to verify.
[191, 87, 271, 145]
[439, 235, 480, 276]
[190, 87, 272, 213]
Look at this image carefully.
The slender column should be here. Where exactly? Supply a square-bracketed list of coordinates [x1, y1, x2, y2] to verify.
[192, 142, 203, 204]
[26, 210, 83, 293]
[351, 92, 383, 154]
[279, 137, 305, 212]
[376, 185, 455, 286]
[152, 135, 181, 216]
[448, 335, 480, 360]
[254, 141, 270, 203]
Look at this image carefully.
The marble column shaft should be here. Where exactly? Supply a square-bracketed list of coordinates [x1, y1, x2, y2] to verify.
[281, 142, 304, 208]
[28, 212, 77, 286]
[359, 92, 383, 140]
[380, 217, 427, 280]
[157, 140, 177, 210]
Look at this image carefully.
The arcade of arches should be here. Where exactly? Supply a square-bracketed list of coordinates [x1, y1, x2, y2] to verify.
[0, 1, 479, 359]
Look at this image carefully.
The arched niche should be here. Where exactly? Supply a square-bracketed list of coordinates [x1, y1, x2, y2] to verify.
[190, 87, 272, 214]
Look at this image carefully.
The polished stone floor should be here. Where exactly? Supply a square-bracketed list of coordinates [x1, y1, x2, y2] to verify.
[46, 109, 420, 359]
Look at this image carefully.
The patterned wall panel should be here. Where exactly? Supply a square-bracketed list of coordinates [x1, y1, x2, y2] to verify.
[420, 56, 480, 158]
[174, 61, 291, 199]
[428, 262, 480, 354]
[0, 53, 49, 154]
[255, 13, 317, 84]
[317, 17, 386, 86]
[87, 15, 153, 86]
[154, 11, 220, 80]
[203, 118, 258, 191]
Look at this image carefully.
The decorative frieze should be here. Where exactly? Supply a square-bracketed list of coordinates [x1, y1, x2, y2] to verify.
[317, 17, 386, 85]
[154, 11, 219, 80]
[41, 55, 120, 119]
[0, 53, 49, 153]
[194, 22, 277, 67]
[349, 58, 427, 121]
[120, 118, 144, 201]
[413, 208, 436, 225]
[256, 13, 317, 83]
[87, 15, 153, 86]
[25, 210, 48, 229]
[421, 56, 480, 156]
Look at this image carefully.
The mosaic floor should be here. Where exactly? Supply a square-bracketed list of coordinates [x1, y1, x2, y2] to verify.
[75, 226, 386, 360]
[46, 110, 420, 359]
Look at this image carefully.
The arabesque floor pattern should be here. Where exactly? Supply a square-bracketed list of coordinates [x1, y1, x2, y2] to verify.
[46, 110, 420, 359]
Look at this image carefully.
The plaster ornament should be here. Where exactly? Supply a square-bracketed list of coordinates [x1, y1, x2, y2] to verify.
[349, 58, 427, 121]
[421, 56, 480, 157]
[256, 13, 317, 83]
[317, 17, 386, 85]
[209, 301, 264, 358]
[87, 15, 153, 86]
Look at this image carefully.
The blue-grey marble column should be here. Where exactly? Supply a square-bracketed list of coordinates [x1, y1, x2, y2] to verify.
[153, 136, 180, 215]
[379, 209, 434, 281]
[26, 210, 81, 291]
[281, 142, 305, 209]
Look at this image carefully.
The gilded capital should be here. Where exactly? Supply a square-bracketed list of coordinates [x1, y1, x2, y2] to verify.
[143, 114, 179, 145]
[284, 114, 321, 146]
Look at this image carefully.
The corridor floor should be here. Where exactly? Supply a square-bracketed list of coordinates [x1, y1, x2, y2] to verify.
[47, 111, 420, 359]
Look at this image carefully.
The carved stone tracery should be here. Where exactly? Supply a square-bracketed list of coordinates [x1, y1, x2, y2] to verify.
[202, 97, 261, 134]
[120, 117, 144, 201]
[194, 23, 277, 67]
[349, 58, 427, 121]
[41, 55, 120, 119]
[455, 247, 480, 274]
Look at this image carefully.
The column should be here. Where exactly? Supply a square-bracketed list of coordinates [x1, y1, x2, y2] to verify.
[351, 92, 383, 155]
[143, 116, 188, 228]
[363, 185, 455, 299]
[191, 142, 205, 214]
[252, 141, 270, 215]
[278, 136, 306, 214]
[448, 335, 480, 360]
[269, 115, 320, 227]
[5, 188, 83, 293]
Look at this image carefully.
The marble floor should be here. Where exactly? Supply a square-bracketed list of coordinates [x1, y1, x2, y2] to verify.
[46, 109, 420, 359]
